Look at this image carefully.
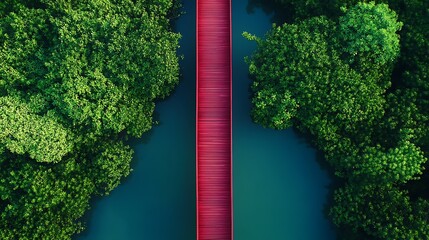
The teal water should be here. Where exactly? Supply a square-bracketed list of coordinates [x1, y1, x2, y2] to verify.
[77, 0, 336, 239]
[76, 1, 196, 239]
[232, 1, 337, 240]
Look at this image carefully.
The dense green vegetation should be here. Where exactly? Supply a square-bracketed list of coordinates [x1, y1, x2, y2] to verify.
[0, 0, 180, 238]
[245, 1, 429, 239]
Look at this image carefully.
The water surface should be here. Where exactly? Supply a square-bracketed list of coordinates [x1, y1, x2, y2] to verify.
[232, 1, 337, 239]
[77, 0, 336, 239]
[77, 1, 196, 239]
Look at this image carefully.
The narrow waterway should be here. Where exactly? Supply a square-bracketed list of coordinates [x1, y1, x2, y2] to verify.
[76, 1, 196, 239]
[77, 0, 336, 239]
[232, 1, 336, 239]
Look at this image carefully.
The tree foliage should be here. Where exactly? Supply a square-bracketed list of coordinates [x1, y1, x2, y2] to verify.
[0, 95, 73, 163]
[349, 140, 426, 185]
[0, 0, 180, 238]
[331, 184, 429, 239]
[244, 8, 391, 143]
[339, 2, 402, 66]
[246, 1, 429, 238]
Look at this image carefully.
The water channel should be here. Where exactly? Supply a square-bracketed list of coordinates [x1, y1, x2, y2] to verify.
[78, 1, 336, 239]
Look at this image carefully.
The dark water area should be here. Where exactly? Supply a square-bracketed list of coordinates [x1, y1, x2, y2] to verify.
[232, 1, 336, 239]
[77, 0, 336, 239]
[245, 0, 294, 24]
[76, 1, 196, 239]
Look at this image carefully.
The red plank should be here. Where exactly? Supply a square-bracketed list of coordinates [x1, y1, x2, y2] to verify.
[196, 0, 232, 239]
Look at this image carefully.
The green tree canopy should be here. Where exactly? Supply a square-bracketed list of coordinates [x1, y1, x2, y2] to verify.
[246, 1, 429, 238]
[349, 140, 426, 185]
[0, 95, 73, 163]
[331, 184, 429, 239]
[0, 0, 181, 238]
[244, 11, 391, 142]
[339, 2, 402, 66]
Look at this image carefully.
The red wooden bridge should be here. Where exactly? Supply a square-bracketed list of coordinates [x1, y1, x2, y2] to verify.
[196, 0, 232, 239]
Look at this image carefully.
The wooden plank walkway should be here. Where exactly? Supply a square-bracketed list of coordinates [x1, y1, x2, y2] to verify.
[196, 0, 232, 239]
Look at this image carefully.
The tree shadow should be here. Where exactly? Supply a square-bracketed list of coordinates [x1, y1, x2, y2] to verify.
[291, 128, 376, 239]
[75, 109, 162, 239]
[246, 0, 294, 24]
[73, 194, 103, 239]
[290, 127, 345, 239]
[403, 160, 429, 201]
